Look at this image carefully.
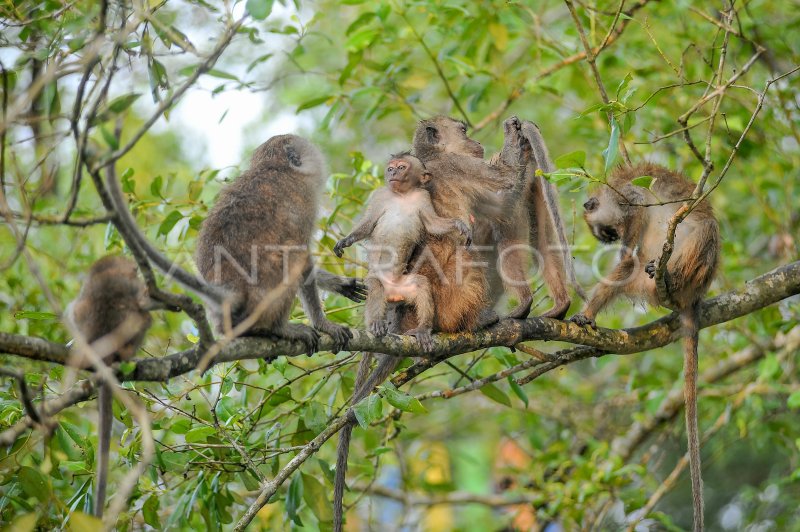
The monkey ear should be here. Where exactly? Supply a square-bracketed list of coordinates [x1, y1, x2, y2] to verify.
[426, 126, 439, 144]
[285, 145, 301, 167]
[420, 171, 433, 184]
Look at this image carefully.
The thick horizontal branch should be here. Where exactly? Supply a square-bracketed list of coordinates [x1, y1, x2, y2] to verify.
[1, 261, 798, 383]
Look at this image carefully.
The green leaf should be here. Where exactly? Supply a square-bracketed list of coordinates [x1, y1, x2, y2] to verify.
[143, 495, 160, 528]
[381, 383, 426, 413]
[296, 95, 333, 113]
[206, 69, 239, 81]
[14, 311, 58, 320]
[602, 117, 620, 173]
[631, 175, 654, 189]
[6, 513, 37, 532]
[301, 473, 333, 523]
[185, 426, 216, 443]
[352, 394, 382, 429]
[108, 93, 141, 113]
[246, 0, 274, 20]
[788, 391, 800, 409]
[508, 376, 529, 407]
[170, 418, 191, 434]
[479, 383, 512, 407]
[267, 387, 293, 407]
[157, 210, 184, 237]
[554, 150, 586, 169]
[150, 175, 163, 197]
[304, 402, 327, 434]
[99, 126, 119, 150]
[286, 473, 303, 526]
[19, 466, 49, 502]
[67, 512, 102, 532]
[615, 72, 633, 100]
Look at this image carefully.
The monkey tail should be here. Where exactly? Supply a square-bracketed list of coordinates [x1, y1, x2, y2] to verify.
[522, 122, 586, 300]
[333, 352, 381, 532]
[94, 382, 113, 518]
[681, 306, 704, 531]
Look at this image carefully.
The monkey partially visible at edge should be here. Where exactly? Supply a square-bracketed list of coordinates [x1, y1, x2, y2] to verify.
[65, 256, 152, 518]
[571, 163, 721, 532]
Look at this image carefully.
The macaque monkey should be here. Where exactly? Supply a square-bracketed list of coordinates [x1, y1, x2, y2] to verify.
[331, 122, 529, 531]
[334, 152, 471, 349]
[65, 256, 152, 518]
[413, 116, 577, 321]
[192, 134, 353, 353]
[103, 137, 367, 345]
[570, 163, 720, 531]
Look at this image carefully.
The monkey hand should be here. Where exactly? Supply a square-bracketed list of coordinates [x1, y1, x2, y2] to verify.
[330, 275, 368, 302]
[569, 313, 597, 329]
[333, 237, 352, 258]
[645, 259, 656, 279]
[454, 220, 472, 247]
[369, 320, 389, 337]
[406, 327, 435, 353]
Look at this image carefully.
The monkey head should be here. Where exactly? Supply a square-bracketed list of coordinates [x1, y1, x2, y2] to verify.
[385, 153, 431, 194]
[251, 134, 326, 178]
[582, 181, 645, 244]
[413, 116, 484, 160]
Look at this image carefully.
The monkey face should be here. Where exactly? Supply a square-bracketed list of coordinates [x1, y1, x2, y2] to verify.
[385, 156, 428, 193]
[420, 116, 484, 159]
[582, 193, 623, 244]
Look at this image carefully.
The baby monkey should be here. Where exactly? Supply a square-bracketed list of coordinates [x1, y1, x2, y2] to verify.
[65, 256, 152, 518]
[334, 152, 470, 350]
[571, 163, 720, 531]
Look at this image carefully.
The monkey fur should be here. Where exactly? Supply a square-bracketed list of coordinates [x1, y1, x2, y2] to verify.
[66, 256, 152, 518]
[571, 163, 720, 531]
[193, 134, 353, 353]
[330, 119, 530, 531]
[334, 152, 471, 350]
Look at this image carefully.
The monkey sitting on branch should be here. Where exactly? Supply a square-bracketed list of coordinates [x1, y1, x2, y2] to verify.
[65, 256, 152, 518]
[333, 152, 471, 350]
[570, 163, 720, 531]
[193, 134, 353, 354]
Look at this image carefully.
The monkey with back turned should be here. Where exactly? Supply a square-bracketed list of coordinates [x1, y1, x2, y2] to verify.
[571, 163, 720, 531]
[65, 255, 152, 518]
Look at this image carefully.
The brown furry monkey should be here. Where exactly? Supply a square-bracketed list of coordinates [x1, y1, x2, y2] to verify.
[65, 256, 152, 518]
[334, 152, 471, 350]
[331, 124, 529, 531]
[193, 134, 353, 353]
[413, 116, 577, 321]
[570, 163, 720, 531]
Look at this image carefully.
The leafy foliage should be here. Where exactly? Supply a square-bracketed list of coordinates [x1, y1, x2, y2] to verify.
[0, 0, 798, 530]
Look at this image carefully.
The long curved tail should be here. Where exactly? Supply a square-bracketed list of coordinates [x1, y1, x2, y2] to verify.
[94, 383, 113, 518]
[521, 122, 586, 300]
[681, 307, 704, 531]
[333, 353, 401, 532]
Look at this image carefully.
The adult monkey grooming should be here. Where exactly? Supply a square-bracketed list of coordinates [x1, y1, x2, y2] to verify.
[570, 163, 720, 531]
[331, 122, 529, 532]
[65, 256, 152, 517]
[104, 135, 366, 347]
[414, 116, 577, 321]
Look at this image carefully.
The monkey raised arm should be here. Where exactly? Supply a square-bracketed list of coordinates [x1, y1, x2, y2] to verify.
[418, 192, 472, 246]
[333, 189, 389, 258]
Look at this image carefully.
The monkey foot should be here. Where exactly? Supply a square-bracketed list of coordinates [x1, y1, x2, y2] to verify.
[369, 320, 389, 337]
[406, 327, 435, 352]
[506, 296, 533, 320]
[645, 259, 657, 279]
[274, 323, 321, 356]
[540, 299, 571, 320]
[316, 320, 352, 353]
[477, 309, 500, 329]
[569, 313, 597, 329]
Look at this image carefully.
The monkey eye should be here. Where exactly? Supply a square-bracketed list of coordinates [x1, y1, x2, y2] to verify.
[584, 197, 599, 212]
